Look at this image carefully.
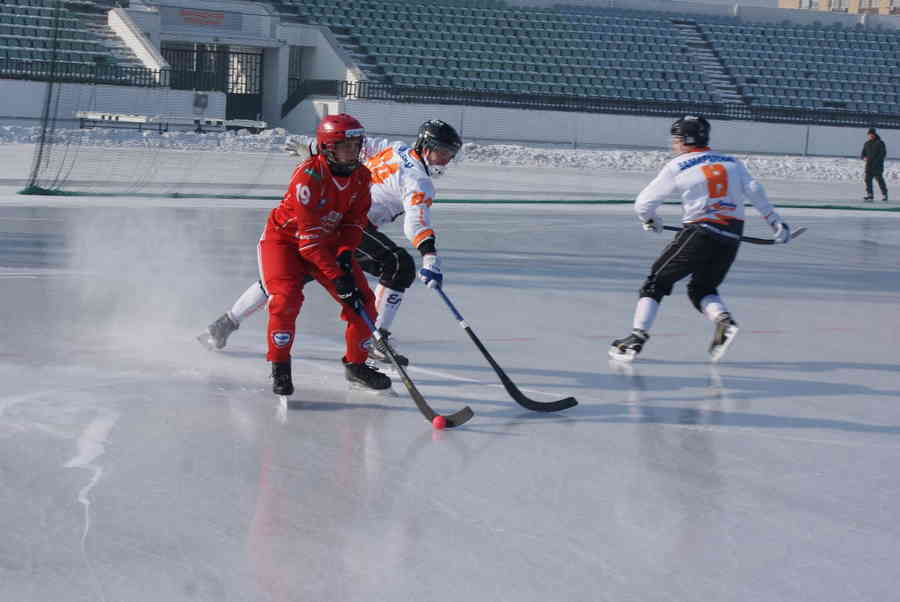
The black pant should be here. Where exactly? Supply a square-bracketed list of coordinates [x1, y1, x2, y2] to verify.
[354, 224, 417, 291]
[865, 171, 887, 197]
[638, 225, 740, 312]
[301, 225, 416, 290]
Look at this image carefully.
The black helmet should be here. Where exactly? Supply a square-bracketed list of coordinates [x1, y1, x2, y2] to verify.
[414, 120, 462, 158]
[670, 115, 710, 147]
[414, 120, 462, 178]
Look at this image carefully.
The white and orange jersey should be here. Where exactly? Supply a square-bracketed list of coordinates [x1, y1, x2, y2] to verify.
[362, 139, 437, 251]
[635, 148, 782, 239]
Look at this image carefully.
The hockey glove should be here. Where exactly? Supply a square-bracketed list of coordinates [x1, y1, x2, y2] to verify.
[333, 273, 362, 310]
[284, 137, 314, 159]
[419, 254, 443, 289]
[641, 217, 664, 233]
[772, 221, 791, 244]
[336, 249, 354, 274]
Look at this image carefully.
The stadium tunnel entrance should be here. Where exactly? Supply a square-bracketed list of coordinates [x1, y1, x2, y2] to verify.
[162, 43, 264, 122]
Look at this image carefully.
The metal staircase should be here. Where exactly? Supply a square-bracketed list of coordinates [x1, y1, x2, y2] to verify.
[671, 19, 744, 106]
[62, 0, 143, 67]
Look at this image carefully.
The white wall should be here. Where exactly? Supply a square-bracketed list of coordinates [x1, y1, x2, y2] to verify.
[0, 79, 227, 125]
[343, 100, 899, 159]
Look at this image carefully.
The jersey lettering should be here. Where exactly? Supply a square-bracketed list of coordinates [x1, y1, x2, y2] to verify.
[701, 164, 728, 199]
[296, 184, 311, 206]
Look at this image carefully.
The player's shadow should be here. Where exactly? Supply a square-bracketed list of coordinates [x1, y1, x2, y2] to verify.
[641, 358, 900, 374]
[584, 364, 900, 436]
[575, 402, 900, 436]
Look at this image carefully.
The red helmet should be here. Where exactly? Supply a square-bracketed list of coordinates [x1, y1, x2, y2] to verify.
[316, 113, 365, 146]
[315, 114, 366, 175]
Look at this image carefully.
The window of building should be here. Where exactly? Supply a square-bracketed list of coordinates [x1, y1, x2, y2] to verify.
[858, 0, 879, 13]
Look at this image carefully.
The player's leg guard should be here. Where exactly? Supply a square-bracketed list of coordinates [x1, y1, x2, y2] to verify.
[688, 284, 720, 313]
[230, 280, 268, 324]
[374, 284, 404, 332]
[265, 286, 303, 363]
[699, 294, 729, 321]
[259, 228, 306, 364]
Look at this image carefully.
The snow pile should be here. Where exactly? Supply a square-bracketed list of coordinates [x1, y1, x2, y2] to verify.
[1, 125, 896, 183]
[460, 142, 898, 183]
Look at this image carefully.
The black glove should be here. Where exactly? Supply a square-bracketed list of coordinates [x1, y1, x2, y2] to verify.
[337, 249, 354, 274]
[333, 273, 361, 309]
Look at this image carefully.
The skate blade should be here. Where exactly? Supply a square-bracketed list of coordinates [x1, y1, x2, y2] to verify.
[366, 357, 408, 371]
[196, 332, 216, 350]
[709, 325, 739, 363]
[277, 394, 303, 407]
[348, 382, 398, 397]
[276, 396, 289, 423]
[608, 347, 637, 362]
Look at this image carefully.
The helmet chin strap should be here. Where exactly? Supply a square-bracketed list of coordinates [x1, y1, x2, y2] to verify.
[328, 159, 358, 177]
[418, 148, 450, 179]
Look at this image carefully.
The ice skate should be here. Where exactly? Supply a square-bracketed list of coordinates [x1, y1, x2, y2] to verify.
[882, 194, 889, 203]
[344, 358, 393, 393]
[863, 194, 874, 202]
[366, 329, 409, 367]
[608, 329, 649, 362]
[271, 361, 294, 399]
[708, 313, 739, 363]
[197, 313, 238, 350]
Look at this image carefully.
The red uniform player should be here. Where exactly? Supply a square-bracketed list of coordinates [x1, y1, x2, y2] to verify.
[260, 114, 391, 396]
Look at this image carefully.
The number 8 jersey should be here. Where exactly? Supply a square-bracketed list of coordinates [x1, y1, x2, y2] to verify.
[635, 148, 783, 240]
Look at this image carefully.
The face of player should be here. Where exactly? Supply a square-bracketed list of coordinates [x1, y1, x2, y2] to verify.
[330, 137, 363, 164]
[671, 136, 688, 154]
[424, 146, 456, 167]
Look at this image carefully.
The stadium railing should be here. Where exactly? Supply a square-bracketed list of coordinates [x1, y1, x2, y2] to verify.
[336, 80, 900, 130]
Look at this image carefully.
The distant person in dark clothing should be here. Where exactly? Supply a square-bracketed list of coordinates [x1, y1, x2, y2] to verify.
[861, 128, 888, 202]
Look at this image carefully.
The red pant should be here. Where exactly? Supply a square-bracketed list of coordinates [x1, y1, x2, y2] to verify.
[258, 222, 376, 364]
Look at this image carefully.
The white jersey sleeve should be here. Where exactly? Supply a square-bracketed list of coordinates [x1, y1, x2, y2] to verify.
[635, 162, 678, 223]
[400, 171, 436, 249]
[734, 160, 782, 227]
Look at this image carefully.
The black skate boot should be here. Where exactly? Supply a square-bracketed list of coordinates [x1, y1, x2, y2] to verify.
[863, 194, 874, 202]
[709, 312, 739, 363]
[609, 329, 649, 362]
[271, 361, 294, 396]
[344, 358, 392, 391]
[198, 313, 239, 350]
[367, 329, 409, 367]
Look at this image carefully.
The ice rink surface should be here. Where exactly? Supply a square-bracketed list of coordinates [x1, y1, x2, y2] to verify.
[1, 166, 899, 601]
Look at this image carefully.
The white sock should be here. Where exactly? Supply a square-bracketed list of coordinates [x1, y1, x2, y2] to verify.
[699, 295, 729, 322]
[632, 297, 659, 332]
[374, 285, 403, 331]
[229, 281, 268, 325]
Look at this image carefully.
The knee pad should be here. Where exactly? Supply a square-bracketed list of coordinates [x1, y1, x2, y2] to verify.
[687, 283, 717, 312]
[639, 277, 670, 303]
[379, 249, 415, 291]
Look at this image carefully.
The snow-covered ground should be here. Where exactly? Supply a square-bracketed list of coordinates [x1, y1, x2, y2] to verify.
[2, 125, 897, 200]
